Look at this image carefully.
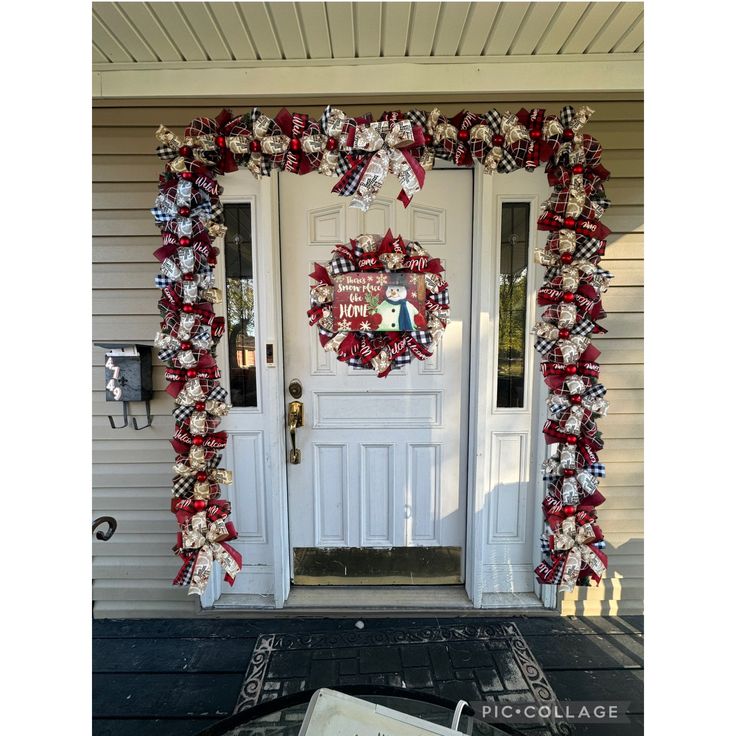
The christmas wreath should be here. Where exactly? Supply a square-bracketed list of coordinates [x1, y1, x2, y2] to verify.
[307, 230, 449, 376]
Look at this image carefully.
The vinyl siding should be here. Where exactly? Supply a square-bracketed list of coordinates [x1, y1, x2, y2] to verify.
[92, 94, 643, 617]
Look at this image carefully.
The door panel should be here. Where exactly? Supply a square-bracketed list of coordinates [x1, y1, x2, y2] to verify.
[279, 170, 473, 579]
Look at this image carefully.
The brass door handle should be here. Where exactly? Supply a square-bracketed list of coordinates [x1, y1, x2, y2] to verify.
[287, 400, 304, 464]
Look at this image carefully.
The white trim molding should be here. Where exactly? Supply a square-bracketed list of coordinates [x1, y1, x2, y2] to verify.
[92, 55, 643, 99]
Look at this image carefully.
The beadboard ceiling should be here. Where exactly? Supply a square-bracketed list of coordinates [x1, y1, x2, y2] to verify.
[92, 2, 644, 66]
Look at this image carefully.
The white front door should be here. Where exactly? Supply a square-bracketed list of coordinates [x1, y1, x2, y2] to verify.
[279, 170, 473, 584]
[211, 165, 549, 608]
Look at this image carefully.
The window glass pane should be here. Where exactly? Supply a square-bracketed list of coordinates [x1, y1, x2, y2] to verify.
[223, 203, 257, 407]
[496, 202, 530, 408]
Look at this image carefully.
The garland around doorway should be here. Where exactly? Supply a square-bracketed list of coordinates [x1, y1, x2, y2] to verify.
[150, 104, 612, 597]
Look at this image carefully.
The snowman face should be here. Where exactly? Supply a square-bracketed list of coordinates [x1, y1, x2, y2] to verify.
[385, 284, 407, 300]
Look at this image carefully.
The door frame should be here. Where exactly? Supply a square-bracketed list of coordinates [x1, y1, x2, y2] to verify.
[209, 166, 556, 611]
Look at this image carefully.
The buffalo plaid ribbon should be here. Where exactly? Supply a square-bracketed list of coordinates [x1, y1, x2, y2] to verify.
[172, 385, 229, 423]
[406, 109, 429, 133]
[559, 106, 576, 129]
[155, 263, 214, 290]
[172, 555, 196, 585]
[430, 288, 450, 307]
[574, 236, 606, 262]
[171, 452, 224, 497]
[332, 156, 368, 197]
[319, 105, 332, 133]
[151, 198, 213, 225]
[329, 240, 364, 275]
[543, 460, 606, 483]
[156, 144, 181, 163]
[540, 531, 552, 556]
[318, 105, 359, 178]
[534, 317, 596, 356]
[249, 107, 284, 176]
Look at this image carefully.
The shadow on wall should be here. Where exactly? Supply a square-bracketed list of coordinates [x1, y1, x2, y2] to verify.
[559, 537, 644, 615]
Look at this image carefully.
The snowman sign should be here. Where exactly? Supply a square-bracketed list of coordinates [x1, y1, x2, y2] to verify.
[307, 230, 450, 376]
[332, 272, 427, 332]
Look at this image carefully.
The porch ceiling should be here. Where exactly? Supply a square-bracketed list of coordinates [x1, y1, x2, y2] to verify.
[92, 2, 644, 66]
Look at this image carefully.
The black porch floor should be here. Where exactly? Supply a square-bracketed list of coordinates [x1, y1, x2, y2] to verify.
[92, 615, 643, 736]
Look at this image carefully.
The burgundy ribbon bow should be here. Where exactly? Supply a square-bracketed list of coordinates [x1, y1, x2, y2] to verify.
[443, 111, 481, 167]
[537, 286, 602, 320]
[185, 109, 251, 174]
[274, 109, 313, 174]
[154, 235, 213, 270]
[165, 363, 221, 398]
[541, 359, 600, 389]
[171, 426, 229, 456]
[543, 489, 606, 524]
[512, 108, 551, 170]
[537, 208, 611, 241]
[172, 500, 242, 588]
[542, 419, 603, 466]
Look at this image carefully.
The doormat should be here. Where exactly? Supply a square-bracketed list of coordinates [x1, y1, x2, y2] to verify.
[234, 622, 570, 735]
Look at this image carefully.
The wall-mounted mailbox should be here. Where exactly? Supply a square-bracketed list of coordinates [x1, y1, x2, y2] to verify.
[95, 343, 154, 430]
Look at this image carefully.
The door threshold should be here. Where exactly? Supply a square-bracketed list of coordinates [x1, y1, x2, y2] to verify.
[284, 585, 474, 611]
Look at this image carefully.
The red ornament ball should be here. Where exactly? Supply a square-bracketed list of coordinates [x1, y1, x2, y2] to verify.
[560, 252, 574, 264]
[207, 256, 217, 266]
[196, 471, 208, 483]
[563, 505, 577, 516]
[570, 394, 583, 405]
[193, 499, 207, 512]
[326, 137, 338, 151]
[179, 341, 191, 351]
[186, 369, 198, 379]
[458, 129, 470, 142]
[565, 364, 578, 375]
[178, 145, 192, 157]
[492, 134, 504, 147]
[182, 304, 194, 314]
[558, 328, 570, 340]
[562, 128, 575, 141]
[179, 236, 191, 247]
[180, 171, 193, 181]
[563, 216, 576, 229]
[182, 273, 195, 281]
[215, 135, 226, 148]
[289, 137, 302, 152]
[566, 434, 578, 445]
[562, 292, 575, 303]
[563, 468, 576, 477]
[572, 163, 584, 175]
[194, 402, 206, 412]
[192, 436, 204, 446]
[530, 129, 542, 140]
[178, 206, 191, 217]
[250, 139, 261, 153]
